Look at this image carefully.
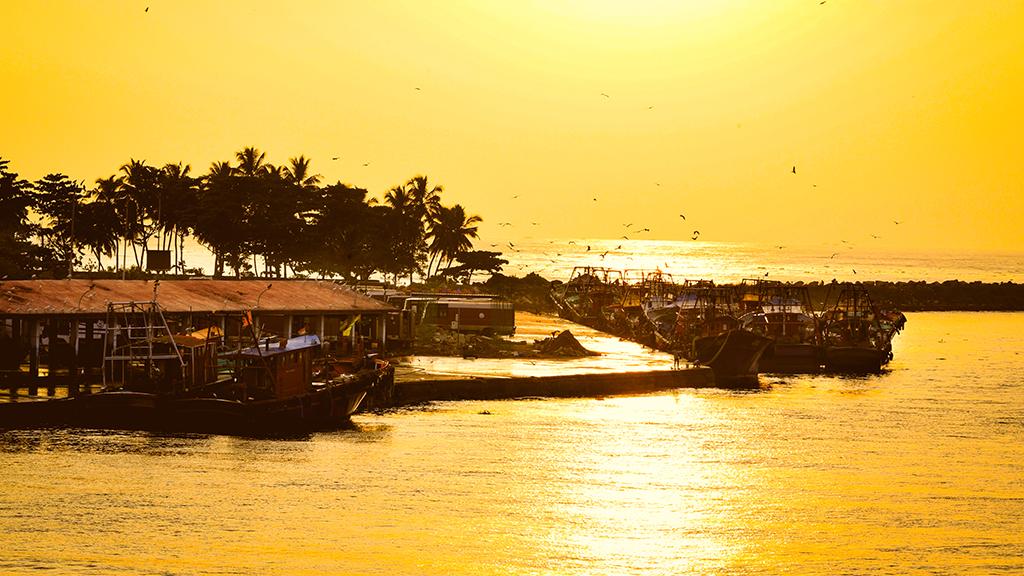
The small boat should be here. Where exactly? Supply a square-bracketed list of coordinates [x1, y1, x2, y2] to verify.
[669, 283, 774, 384]
[819, 285, 896, 373]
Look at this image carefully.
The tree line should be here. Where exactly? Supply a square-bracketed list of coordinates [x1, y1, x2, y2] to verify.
[0, 148, 505, 283]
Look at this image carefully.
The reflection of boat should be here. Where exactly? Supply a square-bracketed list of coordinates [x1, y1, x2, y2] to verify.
[670, 283, 774, 383]
[739, 281, 823, 373]
[819, 285, 894, 373]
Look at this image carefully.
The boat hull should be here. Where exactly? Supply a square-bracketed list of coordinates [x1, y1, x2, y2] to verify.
[759, 343, 823, 374]
[691, 329, 774, 384]
[0, 365, 392, 435]
[824, 346, 888, 373]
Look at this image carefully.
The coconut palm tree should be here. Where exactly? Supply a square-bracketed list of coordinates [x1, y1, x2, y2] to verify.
[235, 146, 267, 177]
[285, 155, 321, 188]
[426, 204, 482, 277]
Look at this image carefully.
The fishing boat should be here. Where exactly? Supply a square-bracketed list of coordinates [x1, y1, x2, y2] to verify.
[167, 334, 392, 434]
[739, 281, 823, 373]
[549, 267, 622, 329]
[669, 283, 774, 384]
[818, 285, 894, 373]
[0, 302, 391, 434]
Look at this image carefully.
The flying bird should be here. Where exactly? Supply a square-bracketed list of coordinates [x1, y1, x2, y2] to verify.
[592, 197, 598, 201]
[679, 214, 685, 220]
[512, 195, 519, 199]
[508, 242, 515, 248]
[624, 223, 632, 228]
[692, 230, 700, 240]
[830, 252, 839, 259]
[621, 236, 629, 240]
[615, 245, 622, 250]
[144, 6, 149, 12]
[792, 166, 797, 174]
[586, 245, 591, 251]
[764, 271, 770, 277]
[331, 156, 339, 160]
[414, 87, 421, 91]
[568, 240, 576, 245]
[893, 220, 901, 225]
[600, 93, 610, 98]
[852, 269, 857, 275]
[362, 162, 370, 166]
[639, 228, 650, 233]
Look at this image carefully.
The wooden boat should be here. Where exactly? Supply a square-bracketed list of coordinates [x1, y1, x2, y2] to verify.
[739, 281, 823, 373]
[0, 303, 392, 434]
[549, 267, 622, 329]
[167, 335, 392, 434]
[819, 285, 894, 373]
[669, 284, 774, 384]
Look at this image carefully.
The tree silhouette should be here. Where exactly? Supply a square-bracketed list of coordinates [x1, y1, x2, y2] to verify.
[0, 158, 49, 277]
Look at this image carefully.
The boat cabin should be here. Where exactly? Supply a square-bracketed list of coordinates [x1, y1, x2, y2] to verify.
[236, 334, 320, 400]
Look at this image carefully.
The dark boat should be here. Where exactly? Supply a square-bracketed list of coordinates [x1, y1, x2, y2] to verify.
[168, 334, 392, 434]
[739, 281, 823, 373]
[0, 302, 392, 434]
[819, 285, 897, 373]
[669, 283, 774, 384]
[549, 267, 622, 329]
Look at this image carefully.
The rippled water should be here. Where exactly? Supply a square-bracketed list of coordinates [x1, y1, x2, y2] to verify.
[2, 312, 1022, 575]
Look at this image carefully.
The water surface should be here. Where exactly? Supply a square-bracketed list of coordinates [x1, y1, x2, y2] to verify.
[2, 312, 1022, 575]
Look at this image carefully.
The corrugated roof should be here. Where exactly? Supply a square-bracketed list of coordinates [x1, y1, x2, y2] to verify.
[0, 279, 395, 316]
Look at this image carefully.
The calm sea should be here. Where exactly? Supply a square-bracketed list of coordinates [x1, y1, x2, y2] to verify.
[2, 311, 1022, 575]
[175, 238, 1023, 283]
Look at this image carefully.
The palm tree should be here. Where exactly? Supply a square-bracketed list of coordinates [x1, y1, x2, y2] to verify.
[405, 175, 442, 221]
[119, 159, 160, 268]
[235, 146, 267, 177]
[426, 204, 482, 277]
[285, 155, 321, 188]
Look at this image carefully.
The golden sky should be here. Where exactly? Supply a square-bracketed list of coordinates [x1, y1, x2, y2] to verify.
[3, 0, 1022, 252]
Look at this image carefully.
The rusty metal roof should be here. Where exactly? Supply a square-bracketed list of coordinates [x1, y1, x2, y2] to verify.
[0, 279, 395, 316]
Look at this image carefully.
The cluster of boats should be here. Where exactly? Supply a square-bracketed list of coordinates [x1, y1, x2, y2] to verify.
[550, 268, 907, 383]
[0, 301, 393, 434]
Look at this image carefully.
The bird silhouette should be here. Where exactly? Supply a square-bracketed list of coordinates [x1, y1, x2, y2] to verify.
[621, 236, 629, 240]
[362, 162, 370, 166]
[512, 195, 519, 199]
[331, 156, 339, 160]
[600, 93, 610, 98]
[615, 245, 622, 250]
[679, 214, 685, 220]
[592, 197, 598, 201]
[792, 166, 797, 174]
[648, 106, 654, 110]
[600, 252, 608, 259]
[852, 269, 857, 274]
[568, 240, 576, 245]
[830, 252, 839, 259]
[639, 228, 650, 232]
[531, 222, 538, 226]
[144, 6, 149, 12]
[508, 242, 515, 248]
[692, 230, 700, 240]
[624, 223, 632, 228]
[414, 87, 421, 91]
[764, 271, 770, 277]
[586, 245, 591, 251]
[893, 220, 900, 225]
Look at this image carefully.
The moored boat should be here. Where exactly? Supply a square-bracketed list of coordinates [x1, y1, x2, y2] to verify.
[819, 285, 897, 373]
[670, 283, 774, 384]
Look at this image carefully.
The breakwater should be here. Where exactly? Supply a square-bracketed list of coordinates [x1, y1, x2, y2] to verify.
[381, 367, 717, 408]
